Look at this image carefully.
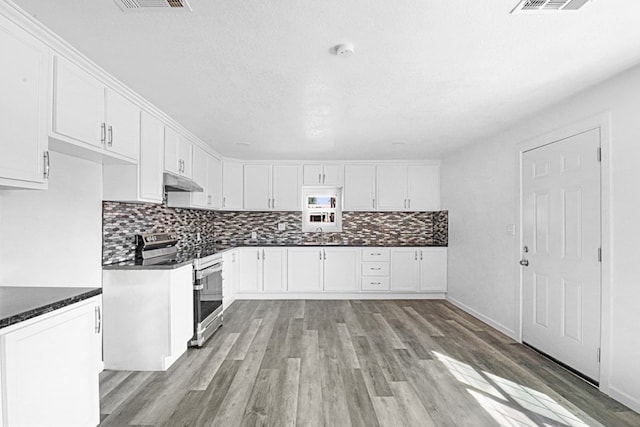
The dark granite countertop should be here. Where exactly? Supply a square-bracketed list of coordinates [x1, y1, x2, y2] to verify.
[102, 259, 194, 270]
[0, 287, 102, 330]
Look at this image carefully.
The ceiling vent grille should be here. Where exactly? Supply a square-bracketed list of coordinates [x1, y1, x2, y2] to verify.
[511, 0, 592, 13]
[113, 0, 192, 12]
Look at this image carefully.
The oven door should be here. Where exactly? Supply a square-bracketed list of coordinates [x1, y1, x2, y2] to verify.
[191, 261, 223, 347]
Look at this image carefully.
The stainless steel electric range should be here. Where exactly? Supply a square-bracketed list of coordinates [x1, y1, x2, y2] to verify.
[135, 232, 223, 348]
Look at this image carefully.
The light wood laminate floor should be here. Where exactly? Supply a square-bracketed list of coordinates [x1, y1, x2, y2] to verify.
[98, 300, 639, 426]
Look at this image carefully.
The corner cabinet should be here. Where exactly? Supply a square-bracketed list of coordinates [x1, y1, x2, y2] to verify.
[51, 55, 139, 164]
[0, 295, 102, 427]
[166, 146, 222, 210]
[0, 13, 49, 190]
[390, 247, 447, 292]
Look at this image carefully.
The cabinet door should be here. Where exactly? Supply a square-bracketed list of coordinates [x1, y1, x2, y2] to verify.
[1, 298, 101, 427]
[344, 164, 376, 210]
[390, 249, 420, 291]
[262, 248, 286, 291]
[105, 89, 140, 161]
[0, 15, 48, 187]
[237, 248, 261, 292]
[207, 155, 222, 208]
[419, 248, 447, 292]
[164, 126, 180, 175]
[52, 56, 104, 148]
[407, 165, 440, 211]
[139, 111, 164, 202]
[303, 164, 323, 185]
[323, 248, 358, 292]
[222, 160, 243, 210]
[272, 164, 300, 210]
[191, 145, 208, 208]
[222, 250, 237, 309]
[288, 248, 323, 292]
[244, 164, 272, 210]
[322, 164, 343, 186]
[376, 165, 407, 210]
[179, 138, 193, 178]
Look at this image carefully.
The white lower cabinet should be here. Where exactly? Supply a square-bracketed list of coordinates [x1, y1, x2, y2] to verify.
[287, 248, 323, 292]
[222, 250, 238, 309]
[390, 248, 447, 292]
[102, 265, 193, 371]
[0, 296, 102, 427]
[237, 247, 287, 292]
[323, 248, 359, 292]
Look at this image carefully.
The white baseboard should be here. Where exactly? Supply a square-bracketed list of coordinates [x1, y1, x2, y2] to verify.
[446, 296, 517, 340]
[608, 386, 640, 414]
[235, 292, 446, 300]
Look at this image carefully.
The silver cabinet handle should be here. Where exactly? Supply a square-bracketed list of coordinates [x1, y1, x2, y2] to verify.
[372, 282, 381, 285]
[420, 250, 423, 260]
[108, 125, 113, 147]
[43, 151, 50, 179]
[101, 123, 106, 145]
[319, 250, 322, 260]
[95, 306, 101, 334]
[257, 250, 260, 260]
[222, 197, 226, 208]
[262, 249, 265, 260]
[318, 173, 322, 183]
[207, 195, 212, 205]
[268, 198, 271, 208]
[371, 252, 381, 256]
[323, 249, 326, 260]
[408, 199, 411, 209]
[372, 198, 375, 209]
[414, 251, 417, 260]
[272, 198, 275, 209]
[371, 267, 381, 271]
[323, 173, 326, 183]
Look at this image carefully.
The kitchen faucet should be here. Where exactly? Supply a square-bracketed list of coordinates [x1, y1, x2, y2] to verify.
[315, 227, 326, 245]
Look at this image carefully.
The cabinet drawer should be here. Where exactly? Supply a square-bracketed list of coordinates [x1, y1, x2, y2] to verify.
[361, 277, 390, 291]
[361, 262, 389, 276]
[362, 248, 390, 262]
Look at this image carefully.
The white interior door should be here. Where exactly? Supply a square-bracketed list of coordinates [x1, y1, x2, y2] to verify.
[522, 128, 601, 381]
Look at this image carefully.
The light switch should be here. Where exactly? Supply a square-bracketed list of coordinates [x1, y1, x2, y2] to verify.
[506, 224, 516, 236]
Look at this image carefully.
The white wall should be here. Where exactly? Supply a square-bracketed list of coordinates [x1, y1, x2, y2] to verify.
[442, 63, 640, 411]
[0, 151, 102, 287]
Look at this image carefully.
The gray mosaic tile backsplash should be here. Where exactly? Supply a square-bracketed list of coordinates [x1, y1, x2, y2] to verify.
[103, 201, 448, 265]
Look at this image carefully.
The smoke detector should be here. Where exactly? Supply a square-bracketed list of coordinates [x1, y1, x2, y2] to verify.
[511, 0, 592, 13]
[334, 43, 355, 57]
[113, 0, 192, 12]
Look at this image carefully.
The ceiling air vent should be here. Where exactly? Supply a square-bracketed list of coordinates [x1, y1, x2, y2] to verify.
[511, 0, 592, 13]
[113, 0, 192, 12]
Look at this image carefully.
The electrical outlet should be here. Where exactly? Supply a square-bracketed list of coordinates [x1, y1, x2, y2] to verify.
[278, 223, 286, 231]
[196, 232, 201, 241]
[251, 231, 257, 239]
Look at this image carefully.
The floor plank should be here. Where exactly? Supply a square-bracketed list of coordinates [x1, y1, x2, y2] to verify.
[99, 300, 640, 427]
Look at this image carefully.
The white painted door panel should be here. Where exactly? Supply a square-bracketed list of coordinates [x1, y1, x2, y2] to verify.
[376, 165, 407, 210]
[262, 248, 286, 291]
[303, 164, 323, 185]
[237, 248, 261, 292]
[522, 128, 601, 381]
[191, 145, 208, 208]
[0, 15, 48, 187]
[207, 155, 222, 208]
[344, 164, 376, 210]
[164, 126, 180, 175]
[272, 164, 300, 210]
[244, 164, 272, 210]
[179, 138, 193, 179]
[390, 249, 420, 291]
[1, 299, 101, 427]
[52, 56, 104, 148]
[139, 111, 164, 202]
[288, 248, 323, 292]
[407, 165, 440, 211]
[322, 164, 343, 186]
[323, 248, 358, 292]
[222, 160, 243, 210]
[419, 248, 447, 292]
[105, 88, 140, 160]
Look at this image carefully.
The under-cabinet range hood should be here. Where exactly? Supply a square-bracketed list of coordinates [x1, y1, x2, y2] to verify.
[163, 172, 204, 192]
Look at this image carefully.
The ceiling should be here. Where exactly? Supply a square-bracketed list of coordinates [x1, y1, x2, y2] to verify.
[13, 0, 640, 160]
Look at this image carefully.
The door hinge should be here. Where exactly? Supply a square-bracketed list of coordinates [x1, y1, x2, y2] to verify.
[598, 248, 602, 262]
[597, 147, 602, 162]
[597, 348, 601, 363]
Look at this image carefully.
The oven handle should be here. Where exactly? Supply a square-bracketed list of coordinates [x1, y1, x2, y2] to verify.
[195, 263, 223, 281]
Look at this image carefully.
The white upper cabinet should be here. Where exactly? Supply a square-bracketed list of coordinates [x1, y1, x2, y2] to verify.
[104, 88, 140, 160]
[206, 154, 222, 208]
[164, 126, 192, 178]
[376, 165, 407, 210]
[138, 111, 164, 202]
[376, 164, 440, 211]
[52, 55, 139, 163]
[243, 164, 272, 210]
[244, 163, 301, 211]
[272, 164, 301, 210]
[0, 14, 49, 189]
[303, 163, 343, 186]
[222, 160, 243, 210]
[190, 145, 208, 208]
[344, 164, 376, 211]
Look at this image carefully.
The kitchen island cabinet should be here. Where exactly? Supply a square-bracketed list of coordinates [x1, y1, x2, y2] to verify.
[0, 290, 102, 427]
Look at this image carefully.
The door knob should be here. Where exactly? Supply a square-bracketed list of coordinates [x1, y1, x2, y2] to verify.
[519, 259, 529, 267]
